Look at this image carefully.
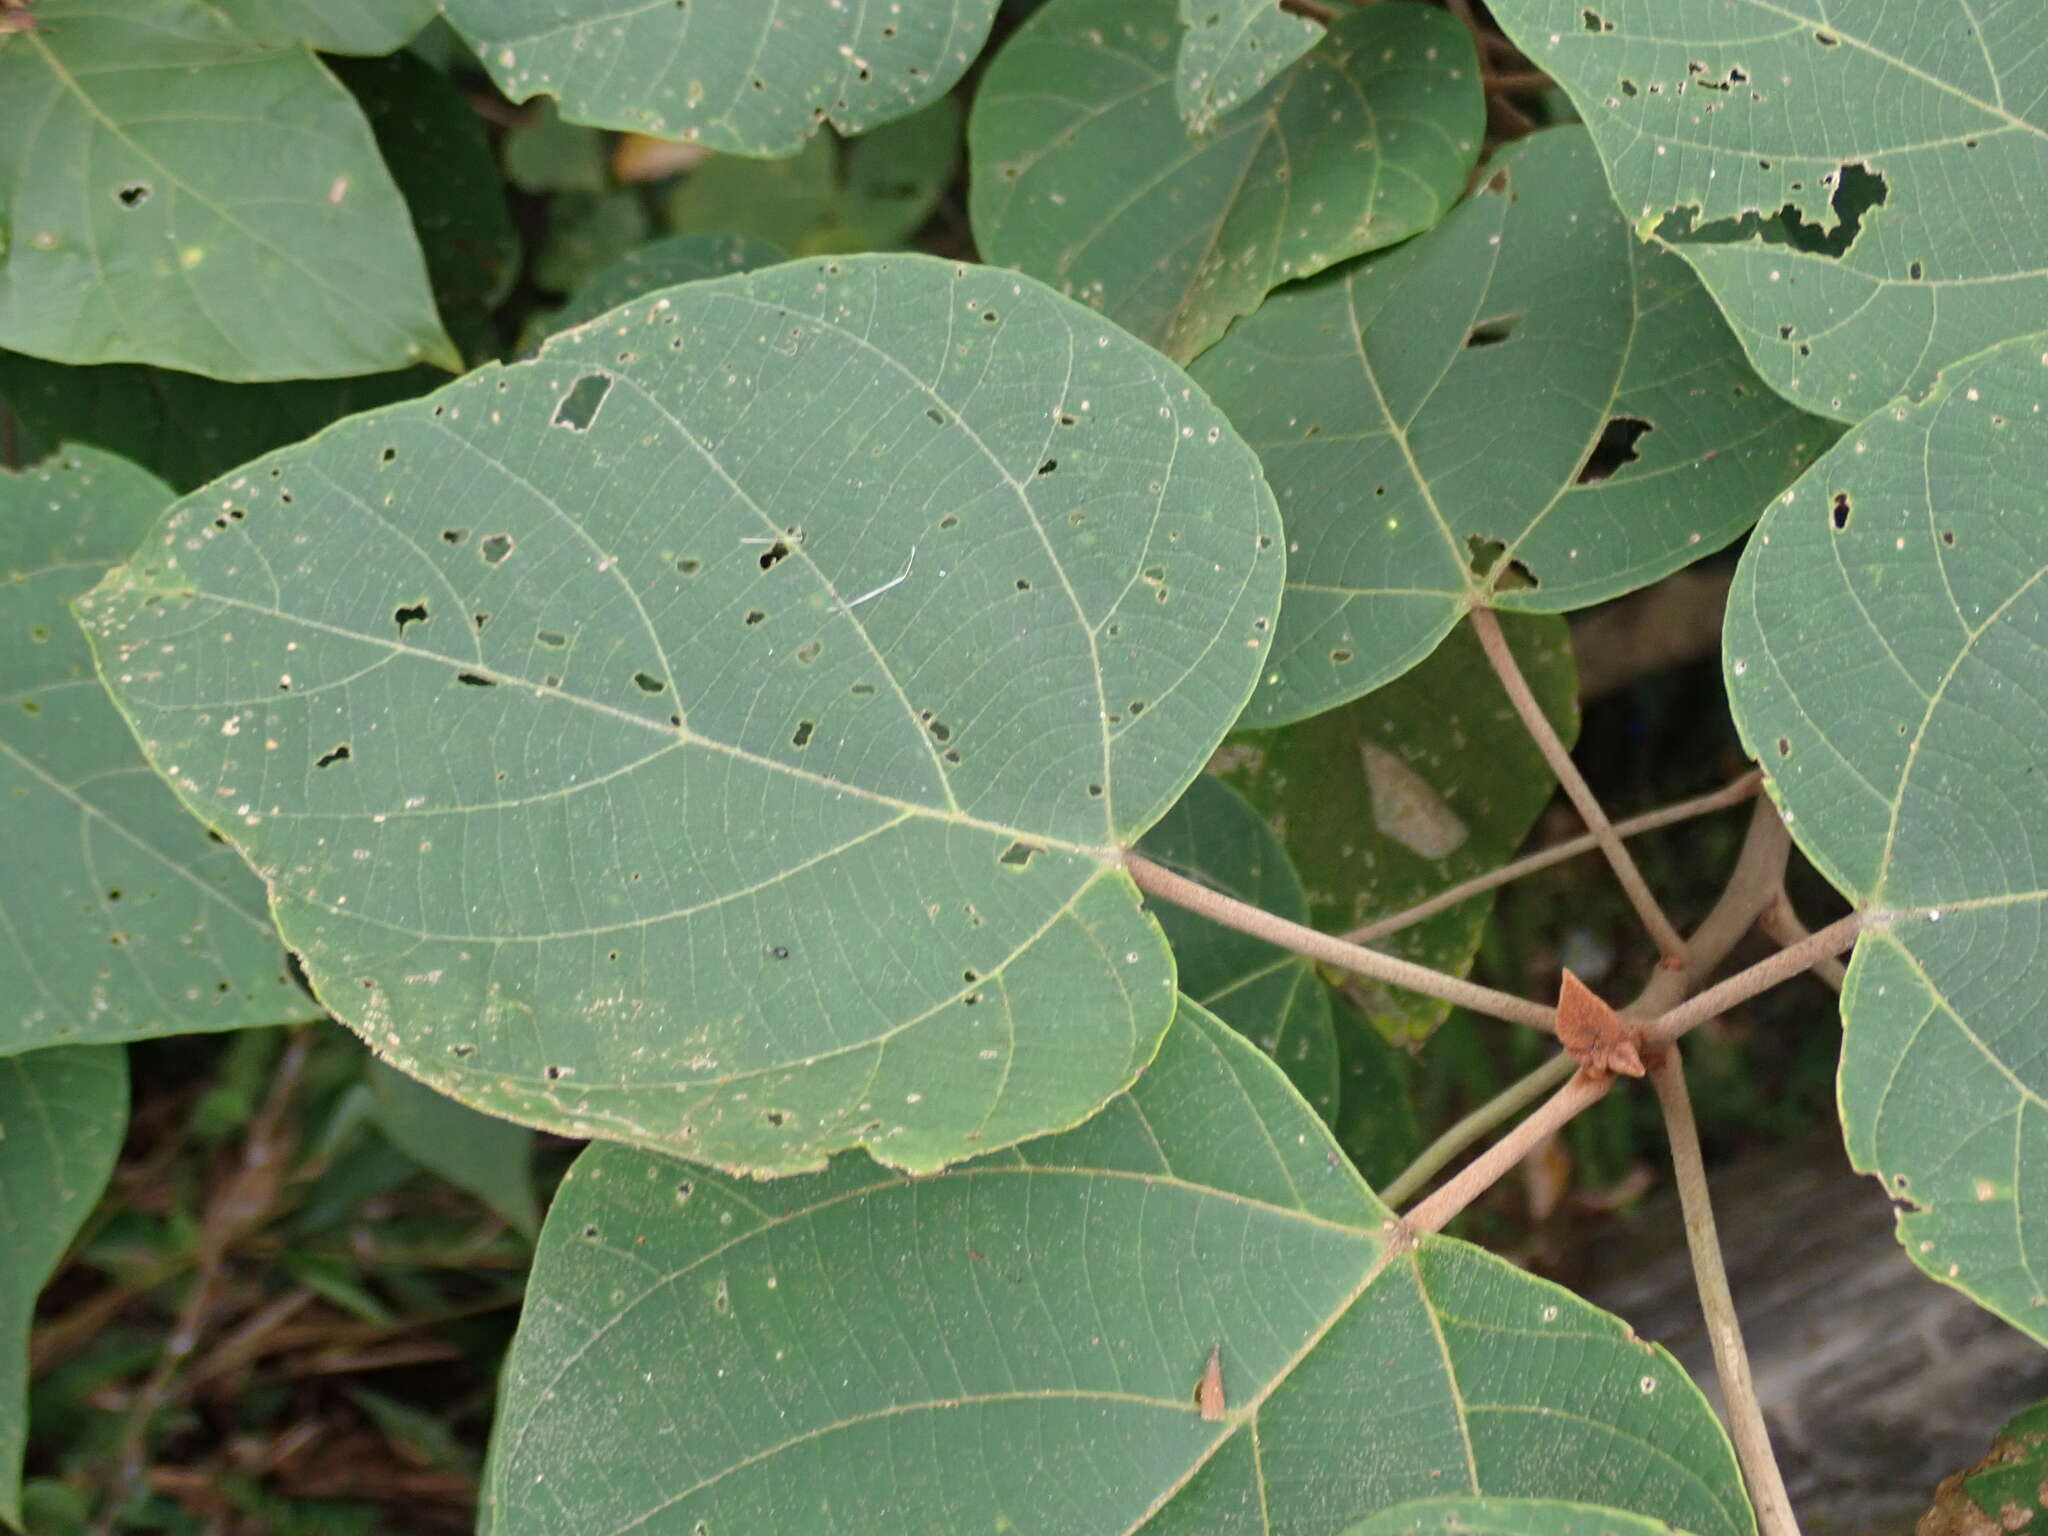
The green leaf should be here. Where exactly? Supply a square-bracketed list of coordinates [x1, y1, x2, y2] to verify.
[1343, 1497, 1705, 1536]
[0, 52, 512, 493]
[1484, 0, 2048, 423]
[1, 1044, 127, 1530]
[445, 0, 999, 154]
[368, 1058, 540, 1238]
[79, 254, 1284, 1176]
[1952, 1401, 2048, 1530]
[4, 448, 314, 1053]
[503, 101, 610, 195]
[1723, 329, 2048, 1342]
[206, 0, 437, 54]
[667, 98, 962, 256]
[970, 0, 1482, 364]
[536, 233, 788, 344]
[1331, 985, 1422, 1187]
[0, 3, 457, 381]
[1138, 773, 1338, 1121]
[489, 1004, 1752, 1536]
[1176, 0, 1326, 133]
[1217, 613, 1574, 1041]
[1191, 127, 1836, 724]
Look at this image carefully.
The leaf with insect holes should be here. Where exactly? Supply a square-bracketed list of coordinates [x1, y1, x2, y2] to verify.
[445, 0, 997, 155]
[1215, 613, 1574, 1044]
[488, 1003, 1754, 1536]
[1191, 126, 1836, 726]
[1176, 0, 1326, 133]
[1343, 1498, 1710, 1536]
[971, 0, 1482, 365]
[1, 1045, 127, 1529]
[1484, 0, 2048, 423]
[0, 1, 457, 381]
[1554, 970, 1642, 1078]
[2, 448, 315, 1053]
[79, 254, 1283, 1178]
[1137, 773, 1338, 1122]
[1724, 330, 2048, 1343]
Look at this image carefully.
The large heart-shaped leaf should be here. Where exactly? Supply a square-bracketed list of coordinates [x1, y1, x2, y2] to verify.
[1191, 127, 1835, 725]
[1345, 1498, 1706, 1536]
[971, 0, 1482, 364]
[1724, 330, 2048, 1341]
[1138, 773, 1338, 1120]
[488, 1003, 1752, 1536]
[1217, 612, 1574, 1042]
[4, 448, 313, 1053]
[1176, 0, 1326, 133]
[80, 255, 1283, 1176]
[446, 0, 998, 154]
[0, 2, 457, 381]
[1, 1044, 127, 1529]
[1484, 0, 2048, 423]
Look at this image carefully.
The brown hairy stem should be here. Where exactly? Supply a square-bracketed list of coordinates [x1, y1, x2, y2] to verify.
[1646, 913, 1863, 1045]
[1757, 896, 1848, 992]
[1348, 771, 1763, 946]
[1651, 1046, 1803, 1536]
[1468, 605, 1690, 962]
[1383, 1052, 1577, 1208]
[1124, 852, 1556, 1033]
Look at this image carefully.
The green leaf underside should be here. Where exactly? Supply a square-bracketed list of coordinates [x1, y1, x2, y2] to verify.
[970, 0, 1483, 365]
[80, 254, 1284, 1177]
[668, 97, 963, 257]
[491, 1005, 1751, 1536]
[1175, 0, 1326, 134]
[1724, 330, 2048, 1342]
[368, 1057, 541, 1239]
[539, 234, 790, 345]
[3, 448, 314, 1053]
[1484, 0, 2048, 423]
[1219, 613, 1575, 1042]
[1343, 1496, 1703, 1536]
[446, 0, 999, 154]
[1138, 774, 1338, 1121]
[0, 3, 456, 382]
[1, 1044, 127, 1529]
[206, 0, 438, 54]
[1191, 126, 1836, 727]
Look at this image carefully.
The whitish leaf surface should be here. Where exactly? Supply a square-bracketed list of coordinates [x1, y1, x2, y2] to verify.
[536, 234, 788, 344]
[668, 98, 962, 256]
[1138, 773, 1338, 1120]
[0, 3, 456, 382]
[1217, 613, 1573, 1042]
[446, 0, 998, 154]
[1485, 0, 2048, 423]
[369, 1058, 540, 1238]
[1176, 0, 1325, 133]
[490, 1004, 1751, 1536]
[1345, 1498, 1704, 1536]
[1, 1044, 127, 1529]
[1192, 127, 1834, 724]
[971, 0, 1481, 364]
[1724, 331, 2048, 1342]
[80, 255, 1283, 1176]
[208, 0, 437, 54]
[3, 449, 312, 1054]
